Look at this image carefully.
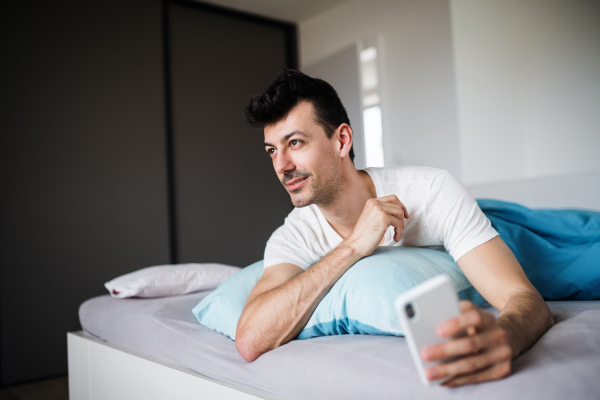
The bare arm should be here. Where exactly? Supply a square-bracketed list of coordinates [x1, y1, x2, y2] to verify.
[235, 244, 361, 361]
[422, 236, 554, 386]
[235, 196, 409, 361]
[459, 236, 553, 358]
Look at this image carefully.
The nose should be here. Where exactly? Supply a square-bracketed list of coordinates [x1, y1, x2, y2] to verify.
[274, 149, 295, 176]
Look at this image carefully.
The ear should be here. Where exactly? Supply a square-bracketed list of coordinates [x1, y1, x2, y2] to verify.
[336, 123, 353, 159]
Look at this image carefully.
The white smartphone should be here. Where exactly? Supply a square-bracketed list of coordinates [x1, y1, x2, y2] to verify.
[394, 274, 461, 386]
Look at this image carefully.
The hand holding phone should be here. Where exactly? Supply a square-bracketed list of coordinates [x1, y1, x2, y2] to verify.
[396, 275, 514, 387]
[394, 275, 461, 386]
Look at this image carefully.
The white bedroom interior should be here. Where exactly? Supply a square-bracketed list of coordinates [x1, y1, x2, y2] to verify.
[1, 0, 599, 398]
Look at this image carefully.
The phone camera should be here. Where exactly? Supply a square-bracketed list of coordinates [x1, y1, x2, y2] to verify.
[405, 303, 415, 319]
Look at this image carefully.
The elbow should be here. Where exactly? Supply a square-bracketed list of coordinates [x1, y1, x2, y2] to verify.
[531, 289, 554, 331]
[235, 330, 262, 362]
[543, 302, 555, 331]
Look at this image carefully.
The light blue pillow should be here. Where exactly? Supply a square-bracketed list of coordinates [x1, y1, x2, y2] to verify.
[192, 247, 485, 340]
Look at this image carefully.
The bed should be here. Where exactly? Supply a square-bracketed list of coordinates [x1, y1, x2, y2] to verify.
[68, 170, 600, 399]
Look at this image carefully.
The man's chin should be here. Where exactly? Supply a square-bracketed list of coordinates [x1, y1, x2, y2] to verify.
[289, 193, 313, 208]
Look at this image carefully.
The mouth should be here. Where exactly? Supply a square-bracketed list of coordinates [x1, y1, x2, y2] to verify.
[285, 176, 308, 191]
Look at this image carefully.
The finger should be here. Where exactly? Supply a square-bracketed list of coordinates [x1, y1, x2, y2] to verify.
[366, 200, 404, 242]
[377, 203, 405, 241]
[442, 361, 512, 387]
[437, 308, 496, 338]
[379, 202, 406, 221]
[363, 199, 404, 227]
[399, 201, 409, 219]
[426, 344, 513, 380]
[378, 195, 410, 218]
[460, 300, 475, 311]
[459, 302, 478, 335]
[386, 214, 404, 242]
[422, 327, 508, 361]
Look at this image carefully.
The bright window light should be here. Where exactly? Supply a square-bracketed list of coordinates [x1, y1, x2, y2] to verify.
[360, 47, 377, 63]
[362, 93, 380, 108]
[360, 48, 379, 93]
[363, 106, 384, 168]
[359, 42, 384, 168]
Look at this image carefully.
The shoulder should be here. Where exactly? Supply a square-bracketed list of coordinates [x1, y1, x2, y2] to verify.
[364, 165, 449, 185]
[426, 169, 466, 196]
[364, 166, 455, 200]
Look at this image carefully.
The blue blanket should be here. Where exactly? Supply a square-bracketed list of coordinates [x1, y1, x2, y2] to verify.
[477, 199, 600, 300]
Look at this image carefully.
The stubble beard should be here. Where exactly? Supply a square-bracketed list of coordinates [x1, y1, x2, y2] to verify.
[286, 165, 342, 208]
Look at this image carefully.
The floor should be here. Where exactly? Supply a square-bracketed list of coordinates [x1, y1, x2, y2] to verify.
[0, 376, 68, 400]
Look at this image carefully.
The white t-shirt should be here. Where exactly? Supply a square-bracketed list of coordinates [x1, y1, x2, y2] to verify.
[264, 166, 498, 270]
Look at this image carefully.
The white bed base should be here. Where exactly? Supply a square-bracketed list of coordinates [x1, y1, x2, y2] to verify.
[67, 331, 287, 400]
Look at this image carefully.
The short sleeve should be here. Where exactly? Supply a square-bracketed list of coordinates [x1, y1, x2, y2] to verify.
[424, 170, 498, 261]
[264, 223, 315, 271]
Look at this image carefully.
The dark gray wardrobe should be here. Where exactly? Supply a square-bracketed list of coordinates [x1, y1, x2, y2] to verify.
[0, 0, 294, 385]
[167, 2, 293, 265]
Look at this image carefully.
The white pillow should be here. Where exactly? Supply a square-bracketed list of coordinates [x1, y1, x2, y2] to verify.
[104, 263, 241, 298]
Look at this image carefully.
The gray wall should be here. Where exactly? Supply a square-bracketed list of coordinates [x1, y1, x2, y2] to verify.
[466, 170, 600, 212]
[0, 0, 295, 385]
[299, 0, 600, 186]
[168, 2, 294, 266]
[451, 0, 600, 184]
[0, 0, 171, 384]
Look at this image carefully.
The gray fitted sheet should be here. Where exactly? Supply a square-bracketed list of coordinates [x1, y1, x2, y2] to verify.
[79, 292, 600, 400]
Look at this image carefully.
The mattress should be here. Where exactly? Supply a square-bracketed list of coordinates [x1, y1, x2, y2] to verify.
[79, 292, 600, 400]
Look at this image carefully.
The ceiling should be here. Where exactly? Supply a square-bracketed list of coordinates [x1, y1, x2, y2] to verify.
[194, 0, 349, 23]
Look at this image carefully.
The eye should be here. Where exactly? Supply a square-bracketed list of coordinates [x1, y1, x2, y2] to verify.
[266, 148, 276, 156]
[290, 139, 301, 147]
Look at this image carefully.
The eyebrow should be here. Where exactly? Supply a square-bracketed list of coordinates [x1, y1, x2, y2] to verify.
[264, 130, 308, 148]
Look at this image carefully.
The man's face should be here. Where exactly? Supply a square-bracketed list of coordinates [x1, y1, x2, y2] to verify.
[264, 101, 342, 208]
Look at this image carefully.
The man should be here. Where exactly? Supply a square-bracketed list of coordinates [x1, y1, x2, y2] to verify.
[236, 69, 553, 387]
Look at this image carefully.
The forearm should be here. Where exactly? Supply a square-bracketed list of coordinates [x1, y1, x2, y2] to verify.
[497, 290, 554, 358]
[236, 242, 361, 361]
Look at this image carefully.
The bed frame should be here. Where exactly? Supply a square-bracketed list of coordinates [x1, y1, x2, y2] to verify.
[67, 331, 286, 400]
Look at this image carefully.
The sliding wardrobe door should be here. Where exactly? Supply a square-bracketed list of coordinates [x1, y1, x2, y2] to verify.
[167, 2, 294, 266]
[0, 0, 169, 384]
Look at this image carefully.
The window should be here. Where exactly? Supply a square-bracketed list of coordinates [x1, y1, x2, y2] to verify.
[359, 43, 384, 168]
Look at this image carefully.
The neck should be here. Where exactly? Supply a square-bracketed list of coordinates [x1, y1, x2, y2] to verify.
[317, 164, 376, 239]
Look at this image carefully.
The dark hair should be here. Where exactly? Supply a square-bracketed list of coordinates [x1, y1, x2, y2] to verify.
[245, 68, 355, 163]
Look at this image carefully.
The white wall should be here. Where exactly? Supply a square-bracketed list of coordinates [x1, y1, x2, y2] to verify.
[300, 0, 600, 185]
[466, 170, 600, 211]
[451, 0, 600, 184]
[300, 0, 463, 180]
[304, 44, 367, 170]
